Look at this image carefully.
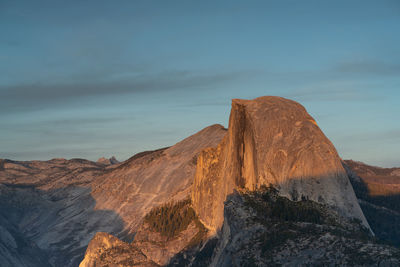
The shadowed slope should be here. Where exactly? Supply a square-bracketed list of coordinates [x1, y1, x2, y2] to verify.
[0, 158, 123, 266]
[0, 184, 125, 267]
[344, 160, 400, 246]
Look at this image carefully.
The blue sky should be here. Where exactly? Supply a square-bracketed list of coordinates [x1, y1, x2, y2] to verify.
[1, 0, 399, 167]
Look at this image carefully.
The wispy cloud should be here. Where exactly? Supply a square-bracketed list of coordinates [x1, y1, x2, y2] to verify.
[0, 70, 247, 114]
[283, 85, 380, 102]
[281, 59, 400, 103]
[1, 115, 135, 133]
[338, 129, 400, 143]
[334, 60, 400, 76]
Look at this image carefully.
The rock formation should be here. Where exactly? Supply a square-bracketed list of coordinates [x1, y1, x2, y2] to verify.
[79, 232, 157, 267]
[192, 96, 369, 231]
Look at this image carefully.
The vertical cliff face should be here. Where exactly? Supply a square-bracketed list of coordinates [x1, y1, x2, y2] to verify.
[192, 96, 368, 231]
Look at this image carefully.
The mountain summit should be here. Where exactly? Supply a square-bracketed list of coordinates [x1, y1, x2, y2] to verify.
[192, 96, 369, 231]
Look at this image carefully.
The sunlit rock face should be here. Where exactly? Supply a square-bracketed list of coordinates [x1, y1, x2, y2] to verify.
[79, 232, 157, 267]
[192, 96, 368, 231]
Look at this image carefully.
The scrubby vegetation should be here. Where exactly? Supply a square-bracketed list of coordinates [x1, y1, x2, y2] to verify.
[144, 199, 199, 239]
[143, 199, 210, 266]
[243, 185, 323, 224]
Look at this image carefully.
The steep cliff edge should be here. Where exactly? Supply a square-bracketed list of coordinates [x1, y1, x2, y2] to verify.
[192, 96, 368, 231]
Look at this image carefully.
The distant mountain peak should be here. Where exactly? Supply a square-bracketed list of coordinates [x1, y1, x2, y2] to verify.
[96, 156, 119, 165]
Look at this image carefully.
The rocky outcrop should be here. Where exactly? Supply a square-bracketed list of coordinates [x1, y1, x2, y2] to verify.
[79, 232, 157, 267]
[192, 96, 368, 232]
